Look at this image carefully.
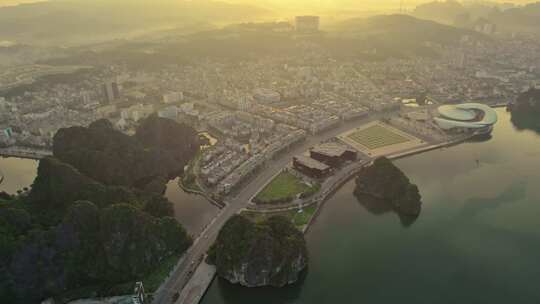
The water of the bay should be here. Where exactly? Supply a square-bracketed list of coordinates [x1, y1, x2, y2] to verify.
[0, 157, 38, 194]
[202, 108, 540, 304]
[165, 178, 220, 237]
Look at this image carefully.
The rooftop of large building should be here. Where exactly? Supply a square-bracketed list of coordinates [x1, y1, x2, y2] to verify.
[435, 103, 498, 130]
[294, 155, 329, 171]
[311, 143, 355, 158]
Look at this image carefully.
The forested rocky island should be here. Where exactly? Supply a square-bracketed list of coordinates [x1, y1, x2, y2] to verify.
[354, 157, 422, 217]
[0, 116, 200, 303]
[510, 88, 540, 113]
[208, 215, 308, 288]
[54, 117, 199, 190]
[509, 88, 540, 133]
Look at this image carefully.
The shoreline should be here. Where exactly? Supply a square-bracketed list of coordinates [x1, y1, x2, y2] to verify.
[158, 115, 479, 304]
[177, 179, 226, 209]
[303, 134, 473, 235]
[184, 135, 475, 304]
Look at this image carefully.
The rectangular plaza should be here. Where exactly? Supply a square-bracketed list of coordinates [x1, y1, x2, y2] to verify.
[337, 121, 425, 158]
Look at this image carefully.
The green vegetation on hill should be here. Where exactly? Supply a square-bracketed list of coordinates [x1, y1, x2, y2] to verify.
[329, 14, 485, 58]
[0, 199, 191, 304]
[0, 117, 199, 303]
[354, 157, 422, 216]
[510, 88, 540, 134]
[53, 117, 199, 189]
[413, 1, 540, 34]
[242, 204, 318, 230]
[208, 215, 308, 288]
[135, 115, 200, 164]
[512, 88, 540, 113]
[254, 171, 319, 205]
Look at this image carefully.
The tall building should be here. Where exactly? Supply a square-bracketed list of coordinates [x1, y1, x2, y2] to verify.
[456, 52, 466, 69]
[101, 81, 121, 104]
[0, 127, 15, 147]
[295, 16, 320, 34]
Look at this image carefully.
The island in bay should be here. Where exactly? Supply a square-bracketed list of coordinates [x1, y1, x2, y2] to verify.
[354, 157, 422, 217]
[509, 88, 540, 133]
[207, 215, 308, 288]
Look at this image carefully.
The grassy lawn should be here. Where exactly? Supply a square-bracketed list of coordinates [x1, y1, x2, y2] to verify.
[242, 204, 318, 230]
[254, 172, 318, 204]
[291, 204, 318, 227]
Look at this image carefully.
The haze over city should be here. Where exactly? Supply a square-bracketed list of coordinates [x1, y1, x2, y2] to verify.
[1, 1, 540, 304]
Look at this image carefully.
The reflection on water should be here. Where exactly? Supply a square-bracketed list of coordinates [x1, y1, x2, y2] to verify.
[457, 181, 527, 220]
[164, 178, 220, 237]
[203, 108, 540, 304]
[354, 192, 419, 228]
[466, 133, 493, 143]
[209, 270, 308, 304]
[510, 111, 540, 135]
[0, 157, 38, 194]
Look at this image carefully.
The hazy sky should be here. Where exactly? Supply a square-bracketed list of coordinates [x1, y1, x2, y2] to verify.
[0, 0, 45, 7]
[0, 0, 536, 9]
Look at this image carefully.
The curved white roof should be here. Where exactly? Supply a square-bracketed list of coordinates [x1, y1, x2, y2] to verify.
[435, 103, 498, 130]
[438, 105, 477, 121]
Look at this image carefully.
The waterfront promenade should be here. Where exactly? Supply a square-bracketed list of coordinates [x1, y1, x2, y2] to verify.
[163, 125, 476, 304]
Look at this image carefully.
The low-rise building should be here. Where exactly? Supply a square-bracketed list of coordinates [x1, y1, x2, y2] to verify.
[310, 143, 357, 167]
[293, 155, 331, 178]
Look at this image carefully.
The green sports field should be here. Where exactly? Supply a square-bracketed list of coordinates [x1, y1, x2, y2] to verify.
[346, 124, 411, 150]
[254, 172, 318, 205]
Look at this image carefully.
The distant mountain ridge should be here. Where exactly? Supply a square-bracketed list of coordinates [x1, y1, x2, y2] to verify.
[412, 0, 540, 33]
[332, 14, 483, 45]
[0, 0, 272, 46]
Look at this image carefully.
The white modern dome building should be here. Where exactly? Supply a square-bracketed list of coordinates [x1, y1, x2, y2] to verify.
[434, 103, 498, 134]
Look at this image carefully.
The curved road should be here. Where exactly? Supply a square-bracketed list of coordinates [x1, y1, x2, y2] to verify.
[153, 113, 388, 304]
